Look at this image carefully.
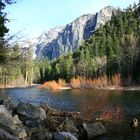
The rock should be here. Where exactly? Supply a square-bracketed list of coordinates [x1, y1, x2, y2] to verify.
[24, 126, 43, 136]
[0, 89, 9, 101]
[17, 102, 46, 121]
[3, 97, 18, 114]
[0, 105, 16, 134]
[21, 137, 31, 140]
[0, 128, 19, 140]
[57, 118, 78, 133]
[46, 133, 53, 140]
[16, 128, 27, 139]
[77, 124, 88, 140]
[83, 122, 107, 139]
[0, 105, 13, 125]
[53, 132, 78, 140]
[13, 115, 23, 125]
[0, 99, 4, 105]
[25, 119, 43, 127]
[0, 105, 27, 138]
[35, 6, 115, 60]
[30, 131, 47, 140]
[28, 128, 52, 140]
[130, 118, 138, 128]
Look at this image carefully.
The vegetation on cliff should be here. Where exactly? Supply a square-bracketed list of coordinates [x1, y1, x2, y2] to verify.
[36, 4, 140, 87]
[0, 2, 140, 88]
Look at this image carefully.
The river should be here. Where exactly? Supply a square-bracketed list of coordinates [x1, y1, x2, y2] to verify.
[3, 86, 140, 140]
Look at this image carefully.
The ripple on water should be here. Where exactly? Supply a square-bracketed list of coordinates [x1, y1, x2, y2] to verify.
[5, 87, 140, 140]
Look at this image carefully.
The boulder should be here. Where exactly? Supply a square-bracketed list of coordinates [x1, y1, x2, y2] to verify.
[3, 97, 18, 114]
[13, 115, 23, 125]
[83, 122, 107, 139]
[24, 126, 43, 136]
[0, 99, 4, 105]
[17, 102, 46, 121]
[57, 118, 78, 133]
[21, 137, 31, 140]
[130, 118, 138, 128]
[25, 127, 52, 140]
[0, 128, 19, 140]
[0, 90, 8, 101]
[0, 105, 27, 138]
[30, 131, 47, 140]
[53, 132, 78, 140]
[77, 124, 88, 140]
[46, 133, 53, 140]
[0, 105, 13, 125]
[25, 119, 43, 127]
[16, 128, 27, 139]
[0, 105, 16, 134]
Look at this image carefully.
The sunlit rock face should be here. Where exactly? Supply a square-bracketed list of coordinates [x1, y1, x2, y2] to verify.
[35, 6, 115, 60]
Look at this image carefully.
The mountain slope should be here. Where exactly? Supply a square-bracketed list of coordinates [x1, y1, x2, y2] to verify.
[35, 6, 115, 60]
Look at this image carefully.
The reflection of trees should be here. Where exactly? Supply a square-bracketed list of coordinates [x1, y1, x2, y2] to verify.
[73, 89, 124, 122]
[99, 106, 124, 122]
[73, 89, 110, 120]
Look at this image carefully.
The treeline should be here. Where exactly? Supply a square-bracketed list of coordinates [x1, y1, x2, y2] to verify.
[0, 0, 23, 87]
[0, 42, 35, 87]
[0, 0, 36, 87]
[34, 4, 140, 86]
[1, 2, 140, 87]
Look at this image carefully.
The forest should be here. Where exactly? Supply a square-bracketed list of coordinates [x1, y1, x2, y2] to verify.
[0, 1, 140, 88]
[35, 4, 140, 87]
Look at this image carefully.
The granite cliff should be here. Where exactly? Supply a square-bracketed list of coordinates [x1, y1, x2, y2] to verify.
[35, 6, 115, 60]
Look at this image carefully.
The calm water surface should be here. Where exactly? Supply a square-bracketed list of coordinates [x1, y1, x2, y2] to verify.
[4, 86, 140, 140]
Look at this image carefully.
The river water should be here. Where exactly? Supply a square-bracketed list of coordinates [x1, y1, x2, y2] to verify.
[3, 86, 140, 140]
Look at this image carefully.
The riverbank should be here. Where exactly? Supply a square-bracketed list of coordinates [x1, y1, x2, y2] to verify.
[2, 79, 140, 91]
[39, 78, 140, 91]
[38, 80, 71, 90]
[0, 97, 107, 140]
[101, 86, 140, 91]
[0, 83, 40, 89]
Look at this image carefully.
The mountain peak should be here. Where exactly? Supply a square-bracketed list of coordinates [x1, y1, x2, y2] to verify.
[99, 6, 115, 16]
[35, 6, 116, 60]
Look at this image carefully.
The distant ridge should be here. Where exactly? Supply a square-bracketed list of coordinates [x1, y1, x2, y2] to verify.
[34, 6, 116, 60]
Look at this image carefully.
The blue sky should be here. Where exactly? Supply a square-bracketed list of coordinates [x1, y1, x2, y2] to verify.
[5, 0, 139, 39]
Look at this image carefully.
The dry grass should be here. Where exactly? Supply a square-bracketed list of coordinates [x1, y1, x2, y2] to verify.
[39, 80, 61, 90]
[58, 79, 66, 87]
[39, 79, 67, 90]
[70, 74, 122, 89]
[112, 73, 122, 88]
[70, 76, 83, 89]
[39, 74, 122, 90]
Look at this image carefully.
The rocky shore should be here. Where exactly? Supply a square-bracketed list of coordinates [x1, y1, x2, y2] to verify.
[0, 97, 107, 140]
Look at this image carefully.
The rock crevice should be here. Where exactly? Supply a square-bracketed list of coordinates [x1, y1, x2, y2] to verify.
[35, 6, 115, 60]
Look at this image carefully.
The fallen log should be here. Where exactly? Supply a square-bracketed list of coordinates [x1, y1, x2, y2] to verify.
[41, 104, 92, 128]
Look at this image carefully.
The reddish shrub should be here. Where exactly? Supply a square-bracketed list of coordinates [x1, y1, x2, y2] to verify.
[39, 80, 61, 90]
[70, 74, 122, 89]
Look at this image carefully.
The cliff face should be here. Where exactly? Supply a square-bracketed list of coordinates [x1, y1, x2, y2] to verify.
[35, 6, 115, 60]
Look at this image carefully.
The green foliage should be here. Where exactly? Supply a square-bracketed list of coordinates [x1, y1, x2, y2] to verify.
[36, 4, 140, 86]
[0, 1, 24, 87]
[10, 3, 136, 87]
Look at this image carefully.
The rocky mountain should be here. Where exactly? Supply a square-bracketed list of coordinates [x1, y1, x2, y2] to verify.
[35, 6, 115, 60]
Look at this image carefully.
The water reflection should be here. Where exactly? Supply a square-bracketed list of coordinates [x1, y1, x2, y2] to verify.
[5, 87, 140, 118]
[71, 89, 125, 122]
[4, 87, 140, 140]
